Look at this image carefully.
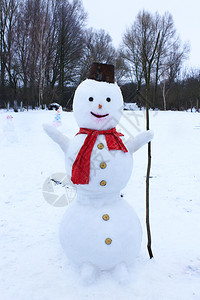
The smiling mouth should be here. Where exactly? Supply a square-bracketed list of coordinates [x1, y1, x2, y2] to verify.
[90, 112, 109, 118]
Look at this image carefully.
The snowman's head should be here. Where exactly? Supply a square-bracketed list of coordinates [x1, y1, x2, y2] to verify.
[73, 64, 123, 130]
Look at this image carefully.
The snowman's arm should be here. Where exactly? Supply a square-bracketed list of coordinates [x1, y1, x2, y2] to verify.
[43, 124, 69, 153]
[125, 130, 154, 154]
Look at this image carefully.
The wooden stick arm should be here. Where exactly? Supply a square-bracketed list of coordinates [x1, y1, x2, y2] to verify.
[43, 123, 69, 153]
[125, 130, 154, 154]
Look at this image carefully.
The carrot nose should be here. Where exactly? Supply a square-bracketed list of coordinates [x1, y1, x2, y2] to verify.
[99, 104, 102, 109]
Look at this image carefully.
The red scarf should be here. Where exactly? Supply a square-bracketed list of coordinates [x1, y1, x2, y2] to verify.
[71, 127, 128, 185]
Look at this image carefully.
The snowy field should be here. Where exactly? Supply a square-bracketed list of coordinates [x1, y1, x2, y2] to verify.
[0, 109, 200, 300]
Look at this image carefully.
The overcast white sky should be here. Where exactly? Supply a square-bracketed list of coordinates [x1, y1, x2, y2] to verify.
[81, 0, 200, 69]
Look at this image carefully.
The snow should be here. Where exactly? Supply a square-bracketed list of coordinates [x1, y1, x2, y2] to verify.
[124, 102, 140, 111]
[0, 109, 200, 299]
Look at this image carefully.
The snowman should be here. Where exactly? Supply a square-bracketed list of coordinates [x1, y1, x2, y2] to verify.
[43, 63, 153, 284]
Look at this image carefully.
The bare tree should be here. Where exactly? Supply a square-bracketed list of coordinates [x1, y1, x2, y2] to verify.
[37, 0, 53, 108]
[121, 10, 162, 258]
[181, 68, 200, 112]
[53, 0, 87, 103]
[0, 0, 19, 105]
[15, 0, 43, 108]
[80, 28, 116, 81]
[15, 0, 32, 108]
[121, 10, 189, 109]
[0, 0, 7, 99]
[14, 0, 86, 108]
[120, 10, 190, 258]
[115, 54, 130, 85]
[154, 12, 189, 110]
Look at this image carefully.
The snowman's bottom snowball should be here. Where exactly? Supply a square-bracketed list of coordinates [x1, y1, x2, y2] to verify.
[59, 196, 142, 271]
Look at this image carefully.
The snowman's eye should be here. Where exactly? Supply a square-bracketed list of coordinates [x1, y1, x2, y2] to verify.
[106, 97, 111, 102]
[89, 97, 94, 102]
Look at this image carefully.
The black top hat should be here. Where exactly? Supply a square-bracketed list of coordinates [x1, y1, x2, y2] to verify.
[88, 62, 115, 84]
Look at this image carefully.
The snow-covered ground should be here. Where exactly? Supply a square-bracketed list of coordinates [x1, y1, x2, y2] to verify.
[0, 109, 200, 300]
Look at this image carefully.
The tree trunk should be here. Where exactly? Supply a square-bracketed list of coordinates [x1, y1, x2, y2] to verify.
[163, 80, 167, 111]
[145, 86, 153, 259]
[144, 31, 160, 259]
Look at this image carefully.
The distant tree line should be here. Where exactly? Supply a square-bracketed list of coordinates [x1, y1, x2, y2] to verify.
[121, 68, 200, 111]
[0, 1, 199, 111]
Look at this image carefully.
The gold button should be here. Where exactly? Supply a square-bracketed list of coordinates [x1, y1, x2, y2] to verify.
[105, 238, 112, 245]
[102, 214, 110, 221]
[100, 180, 107, 186]
[100, 162, 107, 169]
[97, 143, 104, 150]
